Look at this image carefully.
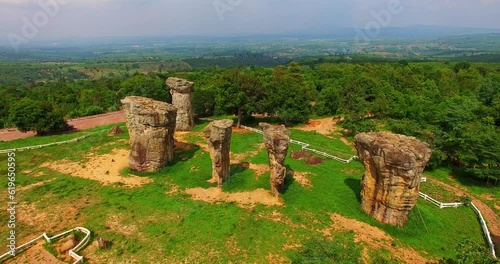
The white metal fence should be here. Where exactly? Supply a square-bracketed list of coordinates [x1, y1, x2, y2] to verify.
[0, 128, 111, 154]
[418, 192, 464, 208]
[0, 134, 91, 154]
[240, 125, 358, 163]
[419, 181, 497, 259]
[0, 227, 91, 264]
[471, 202, 497, 259]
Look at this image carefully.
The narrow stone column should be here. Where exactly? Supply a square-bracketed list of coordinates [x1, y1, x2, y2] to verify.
[355, 132, 432, 226]
[166, 77, 195, 131]
[260, 123, 290, 197]
[204, 120, 234, 186]
[121, 96, 177, 172]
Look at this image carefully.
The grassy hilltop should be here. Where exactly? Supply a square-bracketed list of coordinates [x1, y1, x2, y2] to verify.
[1, 119, 494, 263]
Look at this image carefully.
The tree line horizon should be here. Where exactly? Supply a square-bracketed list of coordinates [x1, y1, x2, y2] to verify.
[2, 59, 499, 185]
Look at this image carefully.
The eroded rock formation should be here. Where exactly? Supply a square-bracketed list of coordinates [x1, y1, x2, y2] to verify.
[260, 123, 290, 197]
[204, 119, 234, 186]
[121, 96, 177, 172]
[355, 132, 432, 226]
[166, 77, 195, 131]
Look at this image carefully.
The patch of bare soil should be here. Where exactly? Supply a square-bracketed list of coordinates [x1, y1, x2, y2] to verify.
[295, 117, 340, 136]
[249, 163, 269, 178]
[232, 126, 251, 134]
[226, 236, 249, 259]
[342, 168, 363, 175]
[190, 165, 200, 173]
[174, 140, 194, 151]
[290, 150, 313, 160]
[234, 162, 268, 178]
[321, 214, 428, 264]
[17, 196, 94, 231]
[165, 182, 180, 196]
[282, 243, 302, 251]
[89, 139, 128, 152]
[106, 214, 143, 239]
[185, 187, 282, 209]
[294, 117, 355, 150]
[304, 156, 324, 165]
[41, 149, 153, 188]
[16, 203, 48, 228]
[340, 137, 353, 148]
[17, 178, 56, 192]
[22, 170, 46, 177]
[481, 193, 497, 202]
[258, 210, 307, 229]
[287, 170, 314, 188]
[4, 241, 64, 264]
[232, 151, 258, 164]
[266, 253, 289, 263]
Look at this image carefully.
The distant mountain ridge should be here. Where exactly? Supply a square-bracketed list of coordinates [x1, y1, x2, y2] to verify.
[1, 25, 500, 48]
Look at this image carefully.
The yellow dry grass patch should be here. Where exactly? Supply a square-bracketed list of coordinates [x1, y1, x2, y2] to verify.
[41, 149, 152, 188]
[321, 213, 428, 264]
[185, 187, 282, 209]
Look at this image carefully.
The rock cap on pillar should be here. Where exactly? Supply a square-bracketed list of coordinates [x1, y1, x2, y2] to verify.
[260, 123, 290, 197]
[166, 77, 195, 131]
[203, 119, 234, 187]
[121, 96, 177, 172]
[354, 132, 432, 226]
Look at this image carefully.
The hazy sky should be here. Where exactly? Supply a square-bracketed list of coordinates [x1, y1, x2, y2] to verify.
[1, 0, 499, 40]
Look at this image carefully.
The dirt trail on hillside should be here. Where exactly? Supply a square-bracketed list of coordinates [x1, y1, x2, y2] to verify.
[427, 178, 500, 252]
[294, 117, 354, 150]
[0, 111, 125, 142]
[295, 117, 339, 136]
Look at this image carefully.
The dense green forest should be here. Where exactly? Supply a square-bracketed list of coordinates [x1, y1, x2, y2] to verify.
[1, 60, 499, 184]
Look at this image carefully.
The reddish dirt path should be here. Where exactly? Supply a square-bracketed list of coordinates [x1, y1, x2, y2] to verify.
[0, 111, 125, 142]
[428, 178, 500, 253]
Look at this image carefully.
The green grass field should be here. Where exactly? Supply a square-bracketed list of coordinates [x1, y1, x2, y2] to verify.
[0, 121, 491, 263]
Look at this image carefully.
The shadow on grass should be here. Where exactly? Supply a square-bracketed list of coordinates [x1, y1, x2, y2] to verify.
[450, 167, 499, 188]
[344, 178, 362, 203]
[191, 119, 211, 132]
[230, 162, 250, 176]
[170, 142, 201, 166]
[241, 116, 285, 127]
[282, 165, 296, 194]
[223, 162, 259, 192]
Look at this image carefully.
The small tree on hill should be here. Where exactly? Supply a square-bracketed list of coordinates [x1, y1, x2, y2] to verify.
[9, 99, 67, 135]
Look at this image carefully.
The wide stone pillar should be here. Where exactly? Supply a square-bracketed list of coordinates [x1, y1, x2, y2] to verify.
[121, 96, 177, 172]
[355, 132, 432, 226]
